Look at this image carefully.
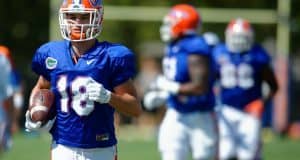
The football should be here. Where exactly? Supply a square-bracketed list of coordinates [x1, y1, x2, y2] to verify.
[29, 89, 55, 123]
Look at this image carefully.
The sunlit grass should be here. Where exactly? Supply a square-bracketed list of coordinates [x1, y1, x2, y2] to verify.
[1, 127, 300, 160]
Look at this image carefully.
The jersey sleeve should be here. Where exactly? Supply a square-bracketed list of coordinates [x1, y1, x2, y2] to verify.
[185, 37, 210, 56]
[255, 44, 271, 65]
[31, 44, 51, 81]
[109, 46, 137, 88]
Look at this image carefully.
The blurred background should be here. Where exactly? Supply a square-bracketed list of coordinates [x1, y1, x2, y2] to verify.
[1, 0, 300, 159]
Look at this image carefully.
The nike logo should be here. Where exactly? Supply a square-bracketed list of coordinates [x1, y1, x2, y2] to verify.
[86, 59, 96, 65]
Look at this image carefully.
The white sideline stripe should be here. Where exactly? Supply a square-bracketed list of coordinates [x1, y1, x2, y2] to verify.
[30, 105, 48, 118]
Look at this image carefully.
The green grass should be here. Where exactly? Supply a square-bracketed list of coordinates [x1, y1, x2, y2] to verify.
[1, 132, 51, 160]
[1, 127, 300, 160]
[263, 138, 300, 160]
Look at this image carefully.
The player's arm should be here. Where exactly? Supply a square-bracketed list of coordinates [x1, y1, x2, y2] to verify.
[153, 54, 210, 96]
[109, 79, 142, 117]
[261, 64, 278, 101]
[86, 78, 142, 117]
[29, 76, 51, 106]
[180, 54, 210, 95]
[245, 64, 278, 119]
[25, 75, 53, 132]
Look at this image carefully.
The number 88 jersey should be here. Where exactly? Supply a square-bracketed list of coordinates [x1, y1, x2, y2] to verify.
[212, 43, 271, 110]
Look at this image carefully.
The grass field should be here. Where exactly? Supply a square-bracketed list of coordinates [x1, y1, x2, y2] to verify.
[1, 126, 300, 160]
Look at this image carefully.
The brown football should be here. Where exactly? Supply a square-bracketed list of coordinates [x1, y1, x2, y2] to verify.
[29, 89, 55, 123]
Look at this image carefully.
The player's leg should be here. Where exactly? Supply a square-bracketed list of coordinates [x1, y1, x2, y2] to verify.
[51, 142, 117, 160]
[218, 105, 240, 160]
[158, 108, 189, 160]
[83, 145, 117, 160]
[189, 111, 218, 160]
[161, 150, 188, 160]
[237, 113, 261, 159]
[0, 106, 11, 153]
[0, 122, 5, 153]
[51, 142, 78, 160]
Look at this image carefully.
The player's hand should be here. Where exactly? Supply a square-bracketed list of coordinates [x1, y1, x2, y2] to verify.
[86, 78, 111, 104]
[25, 110, 42, 131]
[25, 110, 55, 132]
[150, 75, 180, 94]
[244, 99, 264, 119]
[143, 90, 169, 110]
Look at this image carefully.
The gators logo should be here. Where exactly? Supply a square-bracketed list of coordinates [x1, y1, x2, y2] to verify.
[45, 57, 58, 69]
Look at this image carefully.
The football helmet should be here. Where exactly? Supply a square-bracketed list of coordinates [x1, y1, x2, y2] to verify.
[59, 0, 103, 42]
[225, 18, 254, 53]
[160, 4, 201, 42]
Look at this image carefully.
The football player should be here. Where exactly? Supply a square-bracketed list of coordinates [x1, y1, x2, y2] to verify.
[212, 18, 278, 159]
[24, 0, 142, 159]
[0, 49, 14, 153]
[144, 4, 218, 160]
[0, 46, 24, 134]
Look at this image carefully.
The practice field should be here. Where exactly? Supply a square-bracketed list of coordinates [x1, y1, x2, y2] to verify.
[1, 126, 300, 160]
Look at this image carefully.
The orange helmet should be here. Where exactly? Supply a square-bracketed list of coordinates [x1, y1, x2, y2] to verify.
[160, 4, 201, 42]
[225, 18, 254, 53]
[59, 0, 103, 42]
[0, 46, 14, 67]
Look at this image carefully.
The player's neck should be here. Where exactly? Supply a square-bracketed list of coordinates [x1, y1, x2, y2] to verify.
[71, 39, 96, 56]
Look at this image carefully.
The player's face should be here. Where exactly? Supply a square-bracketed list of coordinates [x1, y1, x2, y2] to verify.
[66, 13, 90, 30]
[65, 13, 91, 40]
[160, 16, 174, 42]
[59, 2, 103, 42]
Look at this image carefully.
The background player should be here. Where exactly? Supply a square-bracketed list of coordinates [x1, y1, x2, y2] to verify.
[24, 0, 142, 159]
[212, 18, 278, 159]
[144, 4, 218, 160]
[0, 47, 14, 154]
[0, 46, 24, 134]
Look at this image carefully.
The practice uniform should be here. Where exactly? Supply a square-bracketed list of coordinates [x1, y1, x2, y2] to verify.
[0, 53, 14, 151]
[212, 43, 271, 159]
[31, 40, 136, 159]
[0, 46, 24, 116]
[159, 35, 218, 160]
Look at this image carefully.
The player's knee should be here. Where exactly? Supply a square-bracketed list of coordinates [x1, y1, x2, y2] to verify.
[161, 150, 187, 160]
[193, 148, 217, 160]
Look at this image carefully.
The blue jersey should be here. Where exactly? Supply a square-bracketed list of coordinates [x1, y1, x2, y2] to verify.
[32, 40, 136, 148]
[212, 43, 271, 110]
[0, 54, 13, 104]
[163, 35, 215, 113]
